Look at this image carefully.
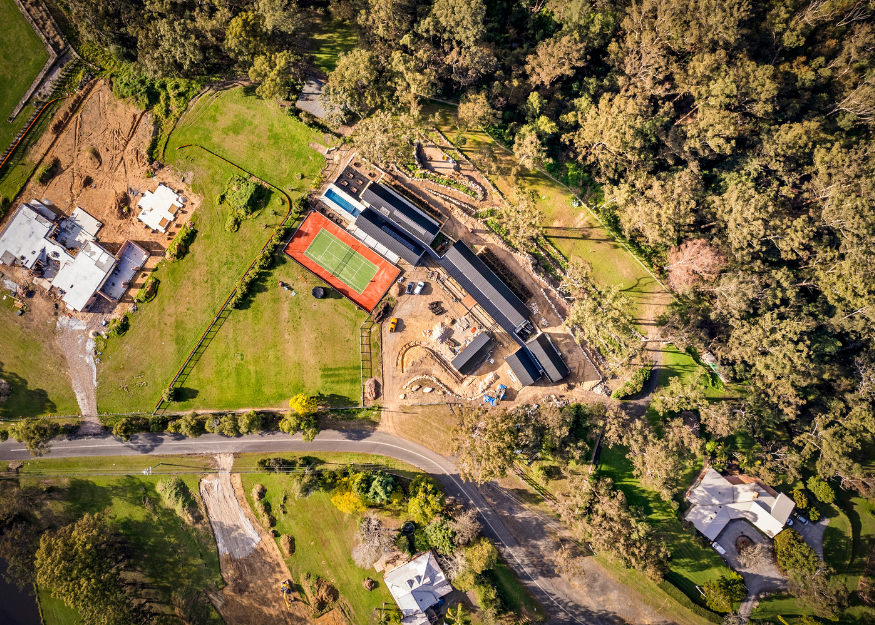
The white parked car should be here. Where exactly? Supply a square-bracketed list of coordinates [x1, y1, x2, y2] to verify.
[414, 281, 425, 294]
[711, 542, 727, 555]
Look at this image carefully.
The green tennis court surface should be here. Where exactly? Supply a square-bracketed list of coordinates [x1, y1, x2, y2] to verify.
[304, 229, 379, 294]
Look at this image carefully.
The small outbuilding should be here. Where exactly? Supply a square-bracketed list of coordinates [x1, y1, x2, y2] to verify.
[505, 347, 542, 387]
[384, 551, 452, 625]
[136, 184, 183, 233]
[451, 332, 493, 375]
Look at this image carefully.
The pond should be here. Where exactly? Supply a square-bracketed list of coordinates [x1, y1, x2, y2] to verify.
[0, 559, 41, 625]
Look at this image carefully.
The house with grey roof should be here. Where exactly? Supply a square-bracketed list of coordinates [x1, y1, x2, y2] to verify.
[384, 551, 452, 625]
[685, 468, 795, 540]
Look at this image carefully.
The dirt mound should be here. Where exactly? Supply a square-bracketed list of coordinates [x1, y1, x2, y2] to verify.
[364, 377, 381, 400]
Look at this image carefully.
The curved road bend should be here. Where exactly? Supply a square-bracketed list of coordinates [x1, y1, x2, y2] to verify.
[0, 430, 656, 625]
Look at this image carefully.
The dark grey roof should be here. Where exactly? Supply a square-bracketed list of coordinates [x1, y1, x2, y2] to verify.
[505, 348, 541, 387]
[295, 77, 328, 119]
[355, 208, 425, 265]
[438, 241, 533, 343]
[526, 333, 570, 383]
[452, 332, 493, 375]
[333, 166, 370, 200]
[361, 182, 441, 244]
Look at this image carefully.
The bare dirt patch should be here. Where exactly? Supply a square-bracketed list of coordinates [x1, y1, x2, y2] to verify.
[200, 455, 313, 625]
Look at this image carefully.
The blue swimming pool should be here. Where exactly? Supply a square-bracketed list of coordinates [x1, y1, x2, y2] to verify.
[324, 187, 361, 217]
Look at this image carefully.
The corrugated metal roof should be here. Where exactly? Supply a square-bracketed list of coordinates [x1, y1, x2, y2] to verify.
[354, 208, 424, 265]
[361, 182, 440, 244]
[438, 241, 533, 343]
[505, 348, 541, 387]
[451, 332, 493, 375]
[525, 333, 570, 383]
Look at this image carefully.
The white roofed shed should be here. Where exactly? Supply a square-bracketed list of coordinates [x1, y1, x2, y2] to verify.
[137, 184, 183, 233]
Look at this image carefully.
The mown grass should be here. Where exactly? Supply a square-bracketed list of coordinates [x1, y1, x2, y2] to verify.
[310, 17, 358, 74]
[38, 474, 223, 624]
[232, 451, 421, 475]
[18, 453, 215, 475]
[0, 0, 48, 150]
[0, 293, 78, 419]
[240, 473, 395, 622]
[97, 87, 362, 412]
[597, 446, 731, 608]
[38, 586, 81, 625]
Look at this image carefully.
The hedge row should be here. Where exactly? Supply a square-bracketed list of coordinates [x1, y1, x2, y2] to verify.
[612, 363, 653, 399]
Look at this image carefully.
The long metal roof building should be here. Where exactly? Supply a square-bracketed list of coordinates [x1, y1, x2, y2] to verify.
[525, 333, 570, 383]
[354, 208, 426, 265]
[361, 182, 441, 244]
[505, 348, 542, 387]
[451, 332, 494, 375]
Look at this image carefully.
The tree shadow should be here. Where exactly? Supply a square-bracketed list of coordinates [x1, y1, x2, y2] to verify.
[176, 388, 200, 402]
[0, 361, 57, 419]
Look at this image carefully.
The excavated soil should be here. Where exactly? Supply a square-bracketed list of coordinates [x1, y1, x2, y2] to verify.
[201, 455, 313, 625]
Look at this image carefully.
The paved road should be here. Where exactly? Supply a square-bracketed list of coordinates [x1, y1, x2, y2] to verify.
[0, 429, 605, 625]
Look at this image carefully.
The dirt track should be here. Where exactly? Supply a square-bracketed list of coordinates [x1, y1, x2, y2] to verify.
[201, 454, 312, 625]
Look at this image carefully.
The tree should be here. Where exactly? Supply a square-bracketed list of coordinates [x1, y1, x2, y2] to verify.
[738, 542, 773, 570]
[248, 51, 300, 101]
[417, 0, 486, 48]
[559, 476, 669, 581]
[456, 92, 496, 130]
[111, 418, 136, 441]
[321, 49, 382, 122]
[464, 537, 498, 574]
[424, 517, 455, 554]
[168, 411, 205, 438]
[774, 529, 819, 573]
[703, 571, 747, 612]
[289, 394, 318, 417]
[788, 568, 849, 619]
[332, 477, 367, 515]
[8, 418, 56, 457]
[352, 471, 396, 505]
[218, 413, 239, 437]
[445, 603, 472, 625]
[162, 387, 177, 403]
[35, 514, 145, 625]
[451, 406, 519, 484]
[512, 126, 549, 169]
[649, 377, 706, 417]
[238, 410, 262, 434]
[352, 513, 394, 567]
[665, 239, 726, 293]
[224, 11, 267, 63]
[498, 187, 543, 250]
[351, 111, 417, 165]
[566, 283, 641, 372]
[807, 476, 835, 505]
[448, 507, 481, 546]
[408, 475, 445, 525]
[792, 488, 809, 510]
[526, 34, 587, 87]
[611, 417, 703, 500]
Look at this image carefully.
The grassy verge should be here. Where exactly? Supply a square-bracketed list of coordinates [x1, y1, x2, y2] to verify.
[0, 291, 78, 419]
[310, 16, 358, 74]
[16, 453, 215, 475]
[241, 473, 395, 622]
[232, 451, 421, 475]
[598, 446, 731, 607]
[96, 87, 362, 411]
[0, 0, 48, 150]
[387, 404, 456, 456]
[487, 558, 547, 621]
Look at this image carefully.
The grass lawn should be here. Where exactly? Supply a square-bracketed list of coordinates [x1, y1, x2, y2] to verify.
[310, 16, 358, 74]
[18, 453, 216, 475]
[233, 451, 421, 475]
[38, 586, 81, 625]
[597, 445, 731, 608]
[37, 474, 224, 624]
[241, 473, 396, 622]
[0, 293, 78, 419]
[96, 87, 363, 412]
[0, 0, 47, 150]
[487, 558, 547, 621]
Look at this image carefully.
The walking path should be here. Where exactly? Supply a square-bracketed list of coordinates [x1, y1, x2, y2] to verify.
[0, 429, 690, 625]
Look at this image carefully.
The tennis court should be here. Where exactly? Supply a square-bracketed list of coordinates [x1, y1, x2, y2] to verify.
[284, 211, 400, 312]
[304, 229, 378, 294]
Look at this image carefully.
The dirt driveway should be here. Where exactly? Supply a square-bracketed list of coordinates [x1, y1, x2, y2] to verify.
[200, 454, 311, 625]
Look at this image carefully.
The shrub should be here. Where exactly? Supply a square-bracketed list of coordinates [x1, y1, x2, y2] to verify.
[331, 477, 366, 515]
[0, 430, 8, 442]
[289, 394, 318, 417]
[396, 534, 412, 555]
[135, 276, 159, 303]
[166, 224, 196, 261]
[252, 484, 266, 500]
[238, 410, 262, 434]
[289, 472, 319, 499]
[424, 517, 455, 555]
[162, 387, 177, 402]
[408, 476, 445, 525]
[168, 411, 205, 438]
[774, 528, 819, 573]
[703, 572, 746, 612]
[112, 418, 136, 441]
[218, 413, 239, 436]
[792, 488, 809, 510]
[256, 457, 293, 472]
[280, 534, 295, 556]
[807, 476, 835, 505]
[352, 471, 396, 505]
[612, 363, 653, 399]
[465, 538, 498, 574]
[149, 414, 169, 433]
[413, 527, 431, 552]
[157, 477, 197, 520]
[473, 580, 500, 624]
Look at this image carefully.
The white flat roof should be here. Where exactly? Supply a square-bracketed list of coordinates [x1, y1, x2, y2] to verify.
[0, 203, 71, 269]
[137, 184, 182, 232]
[53, 241, 116, 311]
[69, 207, 103, 237]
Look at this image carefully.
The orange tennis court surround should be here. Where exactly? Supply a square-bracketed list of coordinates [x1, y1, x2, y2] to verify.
[284, 211, 400, 312]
